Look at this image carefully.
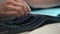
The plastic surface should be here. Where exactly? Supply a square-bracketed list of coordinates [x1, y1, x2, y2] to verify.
[28, 8, 60, 17]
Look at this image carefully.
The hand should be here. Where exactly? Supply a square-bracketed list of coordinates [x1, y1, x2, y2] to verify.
[0, 0, 30, 17]
[0, 0, 31, 21]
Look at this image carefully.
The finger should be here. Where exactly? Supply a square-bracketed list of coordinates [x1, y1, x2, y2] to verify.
[5, 5, 25, 16]
[18, 9, 25, 17]
[6, 0, 14, 2]
[23, 1, 31, 12]
[6, 11, 20, 17]
[0, 11, 18, 16]
[6, 0, 31, 12]
[11, 2, 25, 7]
[15, 0, 24, 2]
[14, 0, 31, 12]
[0, 11, 19, 17]
[6, 0, 25, 7]
[5, 5, 22, 11]
[6, 0, 27, 12]
[5, 5, 25, 17]
[11, 1, 31, 12]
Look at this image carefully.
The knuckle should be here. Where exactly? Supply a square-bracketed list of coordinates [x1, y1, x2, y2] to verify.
[19, 7, 22, 10]
[17, 7, 22, 11]
[7, 0, 13, 3]
[5, 5, 10, 8]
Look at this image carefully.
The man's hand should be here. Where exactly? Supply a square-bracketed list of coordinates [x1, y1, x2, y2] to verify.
[0, 0, 31, 21]
[0, 0, 30, 18]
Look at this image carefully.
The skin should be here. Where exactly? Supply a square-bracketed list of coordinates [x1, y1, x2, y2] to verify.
[0, 0, 30, 18]
[0, 0, 60, 17]
[0, 0, 30, 21]
[0, 0, 60, 21]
